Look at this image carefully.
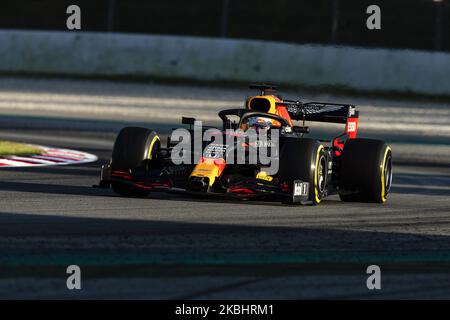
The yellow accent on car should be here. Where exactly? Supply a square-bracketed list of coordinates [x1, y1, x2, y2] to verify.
[247, 96, 278, 114]
[189, 158, 224, 187]
[380, 146, 391, 203]
[314, 145, 324, 204]
[256, 171, 273, 182]
[147, 135, 160, 160]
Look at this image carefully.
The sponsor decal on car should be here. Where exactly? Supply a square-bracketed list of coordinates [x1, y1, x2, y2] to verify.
[293, 181, 309, 196]
[347, 121, 357, 133]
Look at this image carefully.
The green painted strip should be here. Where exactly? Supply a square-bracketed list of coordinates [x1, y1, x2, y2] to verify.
[2, 250, 450, 267]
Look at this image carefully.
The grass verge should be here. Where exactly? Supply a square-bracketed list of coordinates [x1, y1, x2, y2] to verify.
[0, 141, 43, 156]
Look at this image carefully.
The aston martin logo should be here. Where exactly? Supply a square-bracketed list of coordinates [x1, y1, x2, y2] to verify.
[303, 104, 343, 114]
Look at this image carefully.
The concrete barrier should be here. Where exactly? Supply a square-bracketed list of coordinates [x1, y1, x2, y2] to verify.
[0, 30, 449, 95]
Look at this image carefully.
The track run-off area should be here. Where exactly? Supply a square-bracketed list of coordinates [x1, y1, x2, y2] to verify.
[0, 77, 449, 299]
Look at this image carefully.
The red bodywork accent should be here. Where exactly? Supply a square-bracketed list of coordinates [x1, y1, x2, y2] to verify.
[228, 187, 255, 194]
[275, 104, 294, 126]
[111, 170, 172, 190]
[333, 138, 345, 156]
[333, 117, 359, 156]
[111, 171, 133, 180]
[270, 95, 294, 127]
[198, 157, 226, 176]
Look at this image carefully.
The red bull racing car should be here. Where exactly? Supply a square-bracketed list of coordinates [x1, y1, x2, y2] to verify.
[98, 84, 393, 205]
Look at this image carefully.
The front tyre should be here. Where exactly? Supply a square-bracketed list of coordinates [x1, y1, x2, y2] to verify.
[111, 127, 160, 197]
[339, 139, 392, 203]
[278, 138, 327, 205]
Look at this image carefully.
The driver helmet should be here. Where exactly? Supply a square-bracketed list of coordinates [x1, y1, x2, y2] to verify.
[243, 116, 281, 133]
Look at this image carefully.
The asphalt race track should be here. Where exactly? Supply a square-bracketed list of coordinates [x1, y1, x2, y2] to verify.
[0, 77, 450, 299]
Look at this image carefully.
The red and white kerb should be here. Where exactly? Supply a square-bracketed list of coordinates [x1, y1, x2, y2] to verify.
[0, 146, 98, 168]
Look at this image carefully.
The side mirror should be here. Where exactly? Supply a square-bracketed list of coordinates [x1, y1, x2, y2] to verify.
[182, 117, 196, 125]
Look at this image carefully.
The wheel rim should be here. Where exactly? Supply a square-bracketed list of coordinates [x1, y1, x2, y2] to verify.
[317, 155, 327, 193]
[384, 155, 393, 193]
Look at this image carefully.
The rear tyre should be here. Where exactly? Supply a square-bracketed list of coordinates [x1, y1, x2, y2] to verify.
[339, 139, 392, 203]
[111, 127, 160, 197]
[278, 138, 327, 205]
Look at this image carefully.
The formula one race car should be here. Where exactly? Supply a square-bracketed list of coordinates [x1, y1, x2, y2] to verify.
[98, 84, 392, 205]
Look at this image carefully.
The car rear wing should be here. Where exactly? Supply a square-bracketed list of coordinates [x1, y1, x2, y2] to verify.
[277, 101, 359, 139]
[277, 101, 358, 124]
